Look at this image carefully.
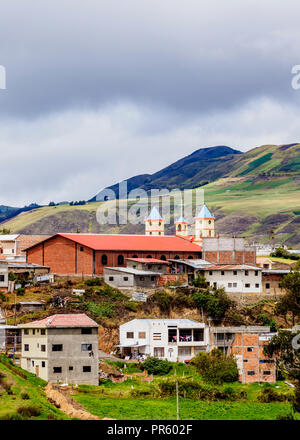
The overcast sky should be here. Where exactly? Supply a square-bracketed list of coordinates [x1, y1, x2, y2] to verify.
[0, 0, 300, 206]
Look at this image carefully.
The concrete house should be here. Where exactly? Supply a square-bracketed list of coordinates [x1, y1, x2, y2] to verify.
[19, 314, 99, 385]
[117, 319, 209, 362]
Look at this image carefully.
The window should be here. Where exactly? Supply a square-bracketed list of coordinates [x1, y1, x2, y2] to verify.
[245, 283, 250, 288]
[32, 360, 34, 367]
[52, 344, 63, 352]
[178, 347, 191, 356]
[41, 345, 46, 352]
[109, 276, 114, 281]
[0, 275, 4, 282]
[209, 271, 213, 276]
[69, 366, 73, 371]
[81, 328, 92, 334]
[245, 270, 249, 276]
[233, 283, 237, 288]
[42, 361, 45, 368]
[213, 282, 217, 288]
[243, 359, 248, 363]
[221, 271, 225, 276]
[127, 332, 134, 339]
[83, 366, 91, 372]
[255, 271, 259, 276]
[146, 255, 152, 258]
[263, 370, 271, 375]
[81, 344, 92, 351]
[24, 329, 29, 335]
[233, 271, 237, 276]
[247, 347, 254, 352]
[101, 254, 108, 265]
[174, 255, 180, 260]
[53, 367, 62, 374]
[194, 328, 204, 341]
[228, 283, 232, 288]
[154, 347, 164, 357]
[118, 255, 124, 265]
[160, 255, 166, 261]
[24, 344, 29, 351]
[266, 283, 270, 289]
[139, 332, 146, 339]
[41, 329, 46, 335]
[123, 276, 129, 281]
[153, 333, 161, 341]
[188, 256, 193, 259]
[247, 371, 255, 375]
[255, 284, 260, 288]
[32, 329, 35, 335]
[151, 276, 155, 281]
[80, 246, 84, 252]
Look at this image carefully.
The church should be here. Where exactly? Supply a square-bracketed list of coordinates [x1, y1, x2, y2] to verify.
[25, 205, 216, 275]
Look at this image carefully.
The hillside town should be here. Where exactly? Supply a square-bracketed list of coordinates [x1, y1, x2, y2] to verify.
[0, 203, 299, 418]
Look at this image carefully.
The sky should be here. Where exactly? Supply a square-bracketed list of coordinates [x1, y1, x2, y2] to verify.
[0, 0, 300, 206]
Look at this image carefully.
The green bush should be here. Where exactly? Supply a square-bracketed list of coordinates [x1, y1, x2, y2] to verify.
[151, 291, 172, 313]
[142, 357, 172, 375]
[0, 291, 6, 302]
[17, 405, 41, 418]
[85, 277, 102, 286]
[191, 348, 239, 384]
[193, 275, 208, 288]
[257, 387, 290, 403]
[16, 287, 25, 296]
[21, 392, 30, 400]
[192, 288, 233, 320]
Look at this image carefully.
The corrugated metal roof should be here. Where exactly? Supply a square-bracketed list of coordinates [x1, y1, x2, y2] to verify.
[105, 267, 160, 276]
[0, 235, 20, 241]
[26, 233, 202, 252]
[127, 258, 169, 264]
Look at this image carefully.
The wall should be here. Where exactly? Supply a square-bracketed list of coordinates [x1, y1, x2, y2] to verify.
[202, 237, 256, 265]
[204, 268, 262, 294]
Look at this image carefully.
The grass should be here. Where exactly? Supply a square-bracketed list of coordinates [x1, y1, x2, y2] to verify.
[0, 355, 69, 420]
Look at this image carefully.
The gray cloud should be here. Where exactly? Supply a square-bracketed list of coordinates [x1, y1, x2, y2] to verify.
[0, 0, 300, 205]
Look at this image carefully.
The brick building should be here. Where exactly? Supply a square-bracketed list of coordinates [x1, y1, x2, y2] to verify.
[210, 326, 276, 383]
[26, 233, 202, 276]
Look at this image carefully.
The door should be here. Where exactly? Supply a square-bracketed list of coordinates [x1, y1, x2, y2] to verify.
[36, 365, 39, 377]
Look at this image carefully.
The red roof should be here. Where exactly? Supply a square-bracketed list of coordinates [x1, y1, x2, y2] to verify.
[26, 233, 202, 253]
[127, 257, 169, 264]
[19, 313, 98, 328]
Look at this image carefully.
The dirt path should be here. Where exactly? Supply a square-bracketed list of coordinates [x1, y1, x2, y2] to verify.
[44, 383, 113, 420]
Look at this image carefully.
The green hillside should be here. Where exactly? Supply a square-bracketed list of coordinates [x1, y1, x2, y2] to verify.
[2, 143, 300, 246]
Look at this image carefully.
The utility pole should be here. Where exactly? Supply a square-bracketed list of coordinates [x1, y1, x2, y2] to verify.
[176, 380, 179, 420]
[14, 291, 17, 327]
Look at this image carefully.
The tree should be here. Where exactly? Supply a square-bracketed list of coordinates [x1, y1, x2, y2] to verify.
[48, 201, 55, 206]
[193, 275, 208, 288]
[142, 357, 172, 375]
[191, 348, 239, 384]
[276, 269, 300, 326]
[192, 287, 233, 321]
[264, 330, 300, 412]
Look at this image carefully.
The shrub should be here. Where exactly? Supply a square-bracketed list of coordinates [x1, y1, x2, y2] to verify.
[21, 392, 30, 400]
[193, 276, 208, 288]
[17, 405, 41, 418]
[16, 287, 25, 296]
[85, 277, 102, 286]
[191, 348, 239, 384]
[142, 357, 172, 375]
[130, 389, 152, 397]
[0, 291, 6, 302]
[192, 288, 233, 320]
[151, 291, 172, 313]
[257, 387, 289, 403]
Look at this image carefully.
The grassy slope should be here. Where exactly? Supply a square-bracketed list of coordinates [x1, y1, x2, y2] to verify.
[0, 356, 69, 420]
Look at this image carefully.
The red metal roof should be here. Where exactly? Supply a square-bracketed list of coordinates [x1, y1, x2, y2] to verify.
[19, 313, 98, 328]
[127, 257, 169, 264]
[26, 233, 202, 253]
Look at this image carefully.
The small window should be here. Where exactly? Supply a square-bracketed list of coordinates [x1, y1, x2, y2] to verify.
[221, 271, 225, 276]
[174, 255, 180, 260]
[24, 344, 29, 351]
[245, 283, 250, 288]
[188, 256, 193, 260]
[123, 277, 129, 281]
[53, 367, 62, 374]
[118, 255, 124, 265]
[233, 282, 237, 288]
[160, 255, 166, 261]
[127, 332, 134, 339]
[24, 329, 29, 335]
[101, 254, 108, 265]
[32, 360, 34, 367]
[42, 361, 45, 368]
[81, 328, 92, 334]
[109, 276, 114, 281]
[263, 370, 271, 375]
[52, 344, 63, 352]
[233, 271, 237, 276]
[41, 345, 46, 352]
[80, 246, 84, 252]
[243, 359, 248, 362]
[255, 271, 259, 276]
[0, 275, 5, 282]
[255, 284, 260, 288]
[247, 347, 254, 352]
[32, 329, 35, 335]
[83, 366, 91, 372]
[209, 271, 213, 276]
[132, 255, 138, 258]
[69, 366, 73, 371]
[245, 270, 249, 276]
[146, 255, 152, 259]
[139, 332, 146, 339]
[266, 283, 270, 289]
[81, 344, 92, 351]
[41, 329, 46, 335]
[228, 283, 232, 287]
[247, 371, 255, 375]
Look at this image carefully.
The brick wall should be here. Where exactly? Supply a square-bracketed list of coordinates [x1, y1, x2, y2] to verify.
[157, 274, 188, 286]
[204, 250, 256, 265]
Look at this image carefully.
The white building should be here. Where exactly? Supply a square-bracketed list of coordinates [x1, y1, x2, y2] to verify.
[118, 318, 209, 362]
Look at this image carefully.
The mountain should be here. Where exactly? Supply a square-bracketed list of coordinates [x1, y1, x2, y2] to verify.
[2, 143, 300, 247]
[91, 146, 242, 200]
[0, 203, 42, 225]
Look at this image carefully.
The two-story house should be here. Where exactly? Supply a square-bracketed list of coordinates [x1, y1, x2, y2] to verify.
[19, 314, 99, 385]
[117, 319, 209, 362]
